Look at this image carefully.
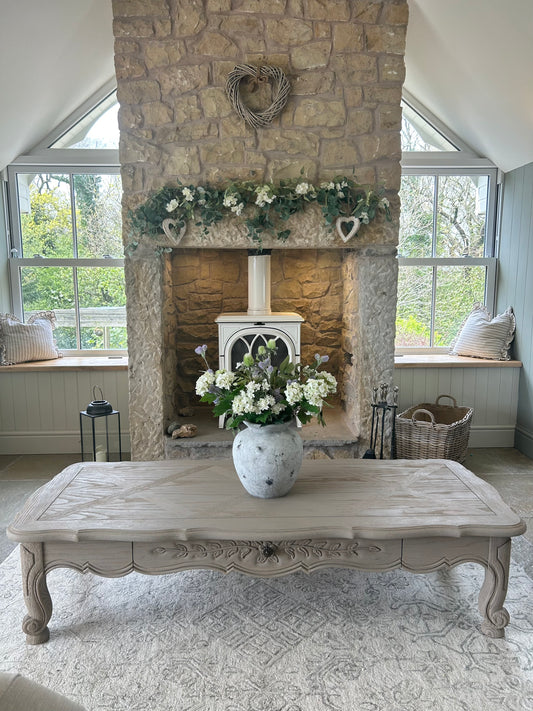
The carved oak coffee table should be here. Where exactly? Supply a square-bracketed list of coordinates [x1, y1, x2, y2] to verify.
[7, 458, 526, 644]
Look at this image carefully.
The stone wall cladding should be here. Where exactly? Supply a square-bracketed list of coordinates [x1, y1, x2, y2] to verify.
[112, 0, 407, 459]
[113, 0, 407, 211]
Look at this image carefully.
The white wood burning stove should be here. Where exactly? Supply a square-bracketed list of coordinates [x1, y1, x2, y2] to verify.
[216, 250, 304, 427]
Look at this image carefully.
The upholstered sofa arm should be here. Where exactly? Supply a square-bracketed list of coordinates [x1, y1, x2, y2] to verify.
[0, 673, 85, 711]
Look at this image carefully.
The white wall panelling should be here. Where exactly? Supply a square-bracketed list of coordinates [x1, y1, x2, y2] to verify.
[497, 161, 533, 458]
[394, 366, 520, 448]
[0, 370, 129, 455]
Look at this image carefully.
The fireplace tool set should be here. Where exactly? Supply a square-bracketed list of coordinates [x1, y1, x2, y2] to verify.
[363, 384, 399, 459]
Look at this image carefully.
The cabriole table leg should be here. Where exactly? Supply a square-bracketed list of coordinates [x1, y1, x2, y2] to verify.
[20, 543, 52, 644]
[478, 537, 511, 638]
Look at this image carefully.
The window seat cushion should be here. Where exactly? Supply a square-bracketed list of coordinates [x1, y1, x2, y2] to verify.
[395, 354, 522, 368]
[0, 355, 128, 372]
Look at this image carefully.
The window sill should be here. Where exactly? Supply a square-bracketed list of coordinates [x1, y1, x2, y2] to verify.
[0, 356, 128, 372]
[394, 354, 522, 369]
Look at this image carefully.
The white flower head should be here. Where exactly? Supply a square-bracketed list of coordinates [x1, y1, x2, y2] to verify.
[215, 370, 236, 390]
[285, 382, 303, 406]
[321, 181, 335, 190]
[379, 197, 390, 208]
[223, 194, 238, 208]
[232, 391, 256, 416]
[195, 370, 215, 396]
[231, 202, 244, 216]
[295, 182, 310, 195]
[255, 185, 275, 207]
[182, 187, 194, 202]
[166, 198, 179, 212]
[360, 211, 370, 224]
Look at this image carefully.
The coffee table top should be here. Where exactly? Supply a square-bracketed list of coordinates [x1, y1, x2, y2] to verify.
[8, 459, 526, 543]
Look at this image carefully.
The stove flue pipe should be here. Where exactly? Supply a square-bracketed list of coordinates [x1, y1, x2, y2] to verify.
[247, 249, 271, 316]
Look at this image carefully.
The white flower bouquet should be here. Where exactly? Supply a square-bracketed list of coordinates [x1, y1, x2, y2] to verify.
[195, 341, 337, 430]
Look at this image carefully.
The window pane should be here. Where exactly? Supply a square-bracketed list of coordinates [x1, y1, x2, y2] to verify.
[74, 174, 123, 258]
[395, 266, 433, 347]
[18, 174, 73, 258]
[399, 175, 434, 257]
[434, 265, 486, 346]
[51, 94, 119, 149]
[21, 266, 76, 348]
[436, 175, 487, 257]
[77, 267, 127, 350]
[401, 102, 458, 152]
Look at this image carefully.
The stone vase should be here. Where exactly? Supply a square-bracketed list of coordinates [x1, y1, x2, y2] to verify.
[232, 421, 304, 498]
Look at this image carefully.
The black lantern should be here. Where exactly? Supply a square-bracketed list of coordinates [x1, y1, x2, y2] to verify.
[80, 386, 122, 462]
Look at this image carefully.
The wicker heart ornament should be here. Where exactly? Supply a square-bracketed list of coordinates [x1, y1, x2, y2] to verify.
[226, 64, 291, 129]
[162, 218, 186, 245]
[336, 216, 361, 242]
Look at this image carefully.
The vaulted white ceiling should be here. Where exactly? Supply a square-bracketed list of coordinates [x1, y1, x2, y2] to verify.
[404, 0, 533, 172]
[0, 0, 114, 171]
[1, 0, 532, 173]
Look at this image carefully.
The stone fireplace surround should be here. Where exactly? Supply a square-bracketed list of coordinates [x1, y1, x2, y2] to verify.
[125, 216, 398, 461]
[112, 0, 408, 460]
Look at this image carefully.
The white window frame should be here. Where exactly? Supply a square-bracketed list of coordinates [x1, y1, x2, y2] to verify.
[4, 81, 124, 355]
[398, 95, 501, 353]
[6, 158, 125, 356]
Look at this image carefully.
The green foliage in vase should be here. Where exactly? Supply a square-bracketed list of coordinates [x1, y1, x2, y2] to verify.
[194, 342, 337, 430]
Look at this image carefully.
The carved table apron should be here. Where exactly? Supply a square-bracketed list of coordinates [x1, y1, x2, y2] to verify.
[7, 459, 526, 644]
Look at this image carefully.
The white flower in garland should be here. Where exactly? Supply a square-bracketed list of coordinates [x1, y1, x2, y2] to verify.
[295, 182, 311, 195]
[166, 198, 180, 212]
[231, 202, 244, 216]
[223, 194, 238, 208]
[255, 185, 275, 207]
[129, 175, 392, 255]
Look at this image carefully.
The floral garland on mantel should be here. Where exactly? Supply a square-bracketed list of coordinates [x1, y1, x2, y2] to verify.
[128, 175, 391, 254]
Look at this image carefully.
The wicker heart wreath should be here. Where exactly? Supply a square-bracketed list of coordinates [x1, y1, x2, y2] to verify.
[226, 64, 291, 129]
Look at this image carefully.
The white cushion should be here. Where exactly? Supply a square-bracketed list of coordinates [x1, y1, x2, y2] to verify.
[450, 304, 515, 360]
[0, 311, 61, 365]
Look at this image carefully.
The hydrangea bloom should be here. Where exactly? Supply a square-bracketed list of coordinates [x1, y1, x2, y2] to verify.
[215, 370, 235, 390]
[195, 370, 215, 396]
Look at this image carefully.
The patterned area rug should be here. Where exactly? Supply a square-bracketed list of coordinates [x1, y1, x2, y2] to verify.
[1, 547, 532, 711]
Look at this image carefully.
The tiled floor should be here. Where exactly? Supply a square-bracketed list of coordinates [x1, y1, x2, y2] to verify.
[1, 449, 532, 569]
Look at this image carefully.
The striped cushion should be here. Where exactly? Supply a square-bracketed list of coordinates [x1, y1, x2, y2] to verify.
[0, 311, 61, 365]
[450, 304, 515, 360]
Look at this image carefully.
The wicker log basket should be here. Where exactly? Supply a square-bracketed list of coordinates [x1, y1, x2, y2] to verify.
[395, 395, 473, 463]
